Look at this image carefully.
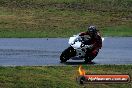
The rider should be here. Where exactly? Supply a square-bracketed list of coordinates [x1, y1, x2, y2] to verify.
[79, 25, 102, 62]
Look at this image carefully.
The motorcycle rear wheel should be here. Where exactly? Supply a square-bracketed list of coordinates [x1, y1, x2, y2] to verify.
[84, 57, 94, 63]
[84, 50, 99, 63]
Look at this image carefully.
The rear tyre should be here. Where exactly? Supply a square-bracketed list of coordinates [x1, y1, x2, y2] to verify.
[84, 50, 99, 63]
[60, 46, 76, 63]
[84, 56, 94, 63]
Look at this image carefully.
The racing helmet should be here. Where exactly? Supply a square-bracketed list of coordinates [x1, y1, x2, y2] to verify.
[87, 25, 97, 36]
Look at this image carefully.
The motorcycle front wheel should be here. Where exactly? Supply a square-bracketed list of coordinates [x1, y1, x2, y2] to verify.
[60, 46, 76, 63]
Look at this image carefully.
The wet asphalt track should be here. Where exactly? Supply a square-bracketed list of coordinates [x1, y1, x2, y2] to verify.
[0, 37, 132, 66]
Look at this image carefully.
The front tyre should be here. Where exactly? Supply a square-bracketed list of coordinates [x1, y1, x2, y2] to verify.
[60, 52, 68, 63]
[60, 46, 76, 63]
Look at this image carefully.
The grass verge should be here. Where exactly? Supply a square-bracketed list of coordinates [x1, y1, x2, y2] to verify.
[0, 0, 131, 37]
[0, 65, 132, 88]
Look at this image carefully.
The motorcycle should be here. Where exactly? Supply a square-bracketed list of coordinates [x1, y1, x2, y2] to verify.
[60, 34, 104, 63]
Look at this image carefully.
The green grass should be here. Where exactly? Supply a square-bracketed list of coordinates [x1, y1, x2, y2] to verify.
[0, 0, 131, 37]
[102, 25, 132, 37]
[0, 65, 132, 88]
